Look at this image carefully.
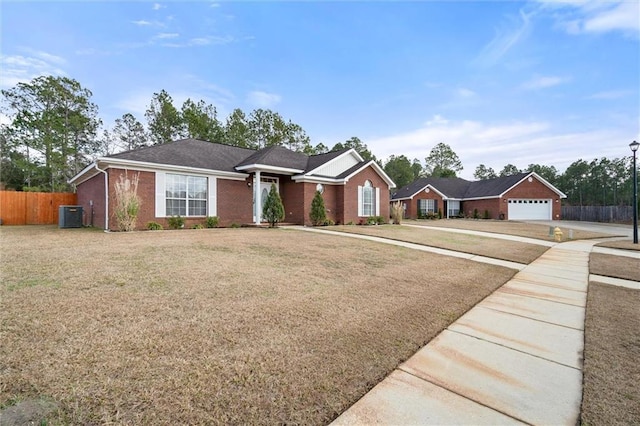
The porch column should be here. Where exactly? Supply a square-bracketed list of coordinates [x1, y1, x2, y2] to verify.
[254, 170, 261, 225]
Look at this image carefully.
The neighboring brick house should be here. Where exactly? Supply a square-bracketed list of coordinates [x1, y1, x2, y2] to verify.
[391, 172, 566, 221]
[69, 139, 395, 230]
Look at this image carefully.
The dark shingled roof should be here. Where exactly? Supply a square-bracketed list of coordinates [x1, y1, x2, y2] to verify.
[391, 172, 533, 200]
[236, 145, 309, 170]
[306, 148, 351, 172]
[107, 139, 255, 173]
[463, 172, 530, 198]
[392, 177, 470, 199]
[335, 161, 370, 179]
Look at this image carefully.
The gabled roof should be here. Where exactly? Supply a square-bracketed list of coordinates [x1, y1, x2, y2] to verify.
[236, 145, 308, 171]
[108, 138, 254, 173]
[306, 148, 352, 171]
[70, 138, 395, 187]
[391, 177, 470, 200]
[391, 172, 565, 201]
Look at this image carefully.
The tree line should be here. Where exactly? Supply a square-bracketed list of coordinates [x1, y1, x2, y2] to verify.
[1, 75, 637, 208]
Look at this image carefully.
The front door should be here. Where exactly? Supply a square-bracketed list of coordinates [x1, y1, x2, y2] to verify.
[254, 177, 279, 222]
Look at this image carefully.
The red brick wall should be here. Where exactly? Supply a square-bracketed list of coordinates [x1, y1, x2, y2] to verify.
[462, 199, 503, 219]
[281, 177, 304, 224]
[76, 173, 106, 228]
[106, 169, 155, 231]
[343, 167, 391, 224]
[504, 176, 562, 219]
[404, 191, 445, 219]
[217, 178, 253, 226]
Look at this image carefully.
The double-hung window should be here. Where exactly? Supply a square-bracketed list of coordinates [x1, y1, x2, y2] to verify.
[418, 199, 437, 216]
[166, 174, 207, 216]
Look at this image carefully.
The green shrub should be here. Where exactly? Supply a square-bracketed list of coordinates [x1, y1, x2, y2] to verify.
[310, 190, 327, 226]
[366, 216, 378, 225]
[473, 208, 480, 219]
[192, 224, 204, 229]
[438, 209, 443, 219]
[323, 218, 335, 226]
[146, 221, 163, 231]
[346, 221, 355, 225]
[483, 209, 491, 219]
[205, 216, 219, 228]
[376, 216, 386, 225]
[168, 215, 185, 229]
[262, 184, 285, 227]
[230, 222, 240, 228]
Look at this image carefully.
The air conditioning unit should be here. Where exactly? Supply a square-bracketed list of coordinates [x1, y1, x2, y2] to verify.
[59, 205, 83, 228]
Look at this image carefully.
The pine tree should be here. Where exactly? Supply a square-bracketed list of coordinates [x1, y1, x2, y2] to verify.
[262, 184, 285, 227]
[310, 190, 327, 226]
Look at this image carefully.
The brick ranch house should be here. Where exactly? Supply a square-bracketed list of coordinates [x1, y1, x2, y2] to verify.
[69, 138, 395, 230]
[391, 172, 566, 221]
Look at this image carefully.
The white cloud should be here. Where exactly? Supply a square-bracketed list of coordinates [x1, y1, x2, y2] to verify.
[367, 114, 633, 178]
[152, 3, 166, 10]
[0, 53, 66, 88]
[456, 87, 476, 98]
[246, 91, 282, 108]
[154, 32, 179, 39]
[132, 20, 152, 26]
[475, 9, 533, 67]
[537, 0, 640, 36]
[586, 89, 634, 100]
[521, 75, 569, 90]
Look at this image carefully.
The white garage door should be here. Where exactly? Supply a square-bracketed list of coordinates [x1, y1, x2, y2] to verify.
[508, 199, 552, 220]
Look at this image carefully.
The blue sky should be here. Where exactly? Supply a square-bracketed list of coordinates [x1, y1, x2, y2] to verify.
[2, 0, 639, 179]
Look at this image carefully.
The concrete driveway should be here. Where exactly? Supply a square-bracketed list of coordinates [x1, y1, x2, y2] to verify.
[523, 220, 634, 239]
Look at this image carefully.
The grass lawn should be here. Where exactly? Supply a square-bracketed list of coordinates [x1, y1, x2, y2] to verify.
[330, 224, 549, 264]
[0, 226, 515, 425]
[581, 283, 640, 425]
[590, 253, 640, 282]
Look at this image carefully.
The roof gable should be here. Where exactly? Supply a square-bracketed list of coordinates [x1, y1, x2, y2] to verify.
[235, 145, 308, 172]
[392, 172, 565, 201]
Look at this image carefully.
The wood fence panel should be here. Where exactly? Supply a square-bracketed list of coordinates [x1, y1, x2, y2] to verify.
[0, 191, 77, 225]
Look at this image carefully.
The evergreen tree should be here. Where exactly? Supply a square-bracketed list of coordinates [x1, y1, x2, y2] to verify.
[310, 190, 327, 226]
[262, 183, 285, 227]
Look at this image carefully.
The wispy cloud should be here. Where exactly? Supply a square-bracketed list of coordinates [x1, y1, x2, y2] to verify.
[475, 9, 533, 67]
[536, 0, 639, 36]
[161, 35, 234, 48]
[0, 52, 66, 88]
[247, 91, 282, 108]
[131, 19, 165, 28]
[585, 89, 634, 100]
[367, 114, 632, 178]
[152, 3, 166, 11]
[521, 75, 569, 90]
[154, 32, 179, 40]
[456, 87, 476, 98]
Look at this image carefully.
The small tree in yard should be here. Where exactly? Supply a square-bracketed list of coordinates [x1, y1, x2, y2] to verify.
[309, 190, 327, 226]
[262, 183, 285, 227]
[114, 172, 141, 231]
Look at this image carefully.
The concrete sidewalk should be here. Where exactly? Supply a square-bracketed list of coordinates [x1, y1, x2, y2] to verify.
[331, 239, 596, 425]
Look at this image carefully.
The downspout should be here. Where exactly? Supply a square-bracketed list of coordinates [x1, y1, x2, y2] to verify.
[94, 163, 109, 231]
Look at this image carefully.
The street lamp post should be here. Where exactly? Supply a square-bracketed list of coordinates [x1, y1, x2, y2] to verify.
[630, 140, 639, 244]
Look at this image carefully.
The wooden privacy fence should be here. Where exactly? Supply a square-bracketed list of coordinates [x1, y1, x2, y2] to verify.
[0, 191, 78, 225]
[561, 205, 634, 223]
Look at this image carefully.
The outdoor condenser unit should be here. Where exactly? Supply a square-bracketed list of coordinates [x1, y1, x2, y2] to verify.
[58, 205, 83, 228]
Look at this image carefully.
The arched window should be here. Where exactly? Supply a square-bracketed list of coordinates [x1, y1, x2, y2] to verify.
[362, 180, 374, 216]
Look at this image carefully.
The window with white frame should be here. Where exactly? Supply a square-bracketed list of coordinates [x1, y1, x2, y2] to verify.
[362, 180, 374, 216]
[166, 174, 207, 216]
[418, 198, 437, 216]
[448, 200, 460, 217]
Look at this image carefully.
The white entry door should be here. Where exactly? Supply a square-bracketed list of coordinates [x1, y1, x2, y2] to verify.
[254, 178, 278, 222]
[508, 199, 552, 220]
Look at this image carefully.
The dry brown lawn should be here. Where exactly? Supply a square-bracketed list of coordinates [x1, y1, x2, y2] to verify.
[331, 224, 548, 264]
[597, 240, 640, 251]
[0, 226, 516, 425]
[590, 253, 640, 282]
[581, 283, 640, 425]
[405, 219, 610, 240]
